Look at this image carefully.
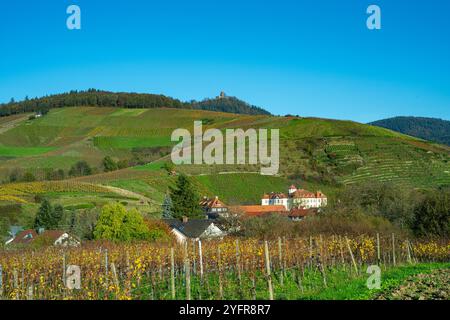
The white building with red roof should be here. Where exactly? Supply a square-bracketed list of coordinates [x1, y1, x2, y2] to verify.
[261, 192, 290, 210]
[261, 185, 327, 210]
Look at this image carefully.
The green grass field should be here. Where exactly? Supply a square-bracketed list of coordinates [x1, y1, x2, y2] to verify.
[0, 146, 55, 157]
[93, 136, 173, 149]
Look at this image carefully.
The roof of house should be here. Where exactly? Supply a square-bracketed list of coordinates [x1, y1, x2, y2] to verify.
[261, 192, 288, 200]
[39, 230, 66, 241]
[200, 196, 227, 209]
[163, 219, 218, 238]
[287, 208, 318, 218]
[238, 205, 287, 216]
[10, 229, 38, 245]
[291, 189, 327, 199]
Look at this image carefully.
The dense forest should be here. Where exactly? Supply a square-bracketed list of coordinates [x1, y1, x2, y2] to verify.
[370, 116, 450, 146]
[191, 96, 270, 115]
[0, 89, 270, 117]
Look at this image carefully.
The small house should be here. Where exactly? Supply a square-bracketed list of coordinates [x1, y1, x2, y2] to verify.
[6, 229, 37, 245]
[200, 196, 229, 219]
[164, 217, 224, 244]
[38, 230, 81, 247]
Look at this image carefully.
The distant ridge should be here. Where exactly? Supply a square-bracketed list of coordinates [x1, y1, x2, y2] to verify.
[0, 89, 271, 117]
[370, 116, 450, 146]
[191, 93, 270, 116]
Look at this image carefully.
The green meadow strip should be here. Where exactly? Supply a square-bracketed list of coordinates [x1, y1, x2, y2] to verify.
[0, 146, 56, 157]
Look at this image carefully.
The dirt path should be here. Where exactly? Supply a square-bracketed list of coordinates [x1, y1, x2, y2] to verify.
[376, 269, 450, 300]
[103, 185, 157, 205]
[0, 114, 30, 134]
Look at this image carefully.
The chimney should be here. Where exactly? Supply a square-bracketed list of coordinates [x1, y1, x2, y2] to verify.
[182, 216, 188, 223]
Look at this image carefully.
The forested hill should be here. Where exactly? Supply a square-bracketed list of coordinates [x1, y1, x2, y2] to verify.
[370, 116, 450, 146]
[0, 89, 270, 117]
[191, 96, 270, 115]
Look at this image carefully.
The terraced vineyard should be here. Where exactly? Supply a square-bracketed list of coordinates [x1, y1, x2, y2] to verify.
[0, 107, 449, 215]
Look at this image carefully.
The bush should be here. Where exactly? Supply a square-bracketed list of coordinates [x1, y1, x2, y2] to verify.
[94, 203, 151, 242]
[144, 219, 173, 242]
[103, 156, 118, 172]
[239, 209, 402, 239]
[69, 161, 93, 177]
[23, 171, 36, 182]
[412, 191, 450, 238]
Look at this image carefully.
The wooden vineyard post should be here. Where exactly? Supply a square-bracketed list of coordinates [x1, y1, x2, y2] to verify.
[192, 240, 196, 276]
[408, 241, 418, 264]
[13, 269, 19, 300]
[392, 234, 396, 266]
[183, 242, 188, 273]
[111, 263, 120, 293]
[235, 239, 242, 288]
[27, 285, 33, 300]
[376, 233, 381, 265]
[264, 241, 274, 300]
[282, 237, 287, 278]
[217, 246, 224, 300]
[338, 236, 345, 270]
[170, 248, 176, 300]
[278, 237, 284, 286]
[185, 256, 191, 300]
[198, 240, 204, 283]
[345, 237, 358, 274]
[104, 249, 109, 287]
[309, 236, 313, 269]
[0, 265, 3, 299]
[406, 240, 412, 264]
[125, 251, 131, 295]
[62, 252, 66, 287]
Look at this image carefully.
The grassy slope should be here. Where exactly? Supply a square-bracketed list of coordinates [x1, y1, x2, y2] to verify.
[304, 262, 450, 300]
[0, 107, 449, 213]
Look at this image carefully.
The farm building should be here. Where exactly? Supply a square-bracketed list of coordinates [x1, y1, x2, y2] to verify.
[163, 217, 225, 244]
[200, 196, 229, 219]
[5, 229, 80, 247]
[5, 229, 37, 246]
[261, 193, 290, 210]
[38, 230, 81, 247]
[261, 185, 327, 210]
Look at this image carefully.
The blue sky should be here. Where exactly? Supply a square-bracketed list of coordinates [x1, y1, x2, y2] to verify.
[0, 0, 449, 122]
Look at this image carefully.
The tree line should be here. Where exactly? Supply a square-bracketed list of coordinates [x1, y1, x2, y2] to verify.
[0, 89, 270, 117]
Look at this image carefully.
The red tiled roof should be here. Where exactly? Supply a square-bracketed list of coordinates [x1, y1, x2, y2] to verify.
[39, 230, 66, 241]
[11, 229, 37, 244]
[239, 205, 287, 216]
[263, 192, 288, 200]
[292, 189, 317, 198]
[200, 196, 227, 209]
[287, 208, 317, 218]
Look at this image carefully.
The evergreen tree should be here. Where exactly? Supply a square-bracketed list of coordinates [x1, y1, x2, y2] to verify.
[53, 205, 64, 228]
[162, 193, 174, 219]
[34, 199, 53, 230]
[34, 200, 64, 230]
[169, 174, 202, 219]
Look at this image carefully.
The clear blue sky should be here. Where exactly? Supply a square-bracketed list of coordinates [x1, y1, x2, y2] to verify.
[0, 0, 449, 122]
